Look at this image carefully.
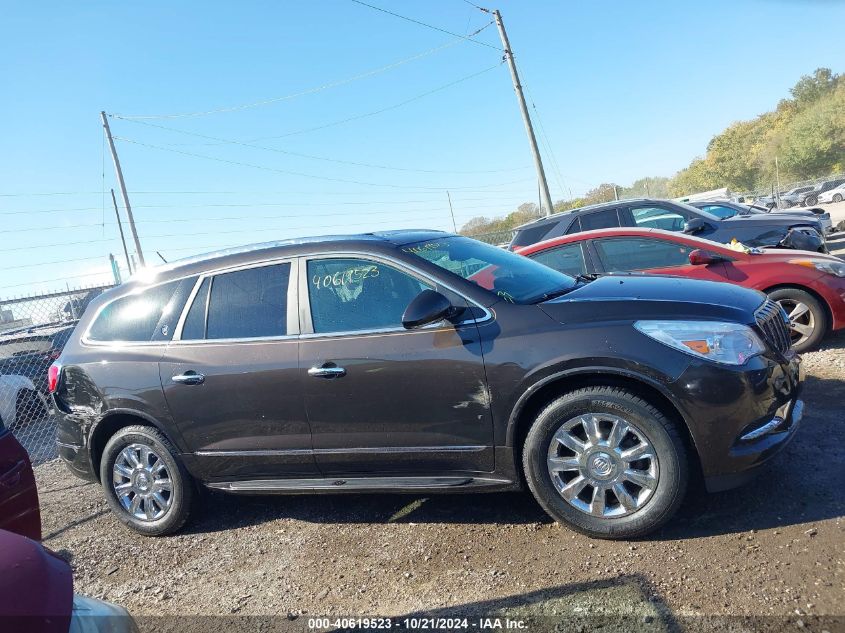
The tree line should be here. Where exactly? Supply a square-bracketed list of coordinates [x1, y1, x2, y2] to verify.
[461, 68, 845, 237]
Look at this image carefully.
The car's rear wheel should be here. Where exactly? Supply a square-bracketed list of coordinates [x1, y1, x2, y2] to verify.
[833, 193, 843, 203]
[100, 425, 195, 536]
[522, 386, 688, 539]
[767, 288, 829, 352]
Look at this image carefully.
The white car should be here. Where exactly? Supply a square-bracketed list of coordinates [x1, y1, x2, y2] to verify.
[0, 374, 49, 432]
[818, 182, 845, 204]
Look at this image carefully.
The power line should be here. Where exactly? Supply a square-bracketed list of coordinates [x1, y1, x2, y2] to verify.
[113, 116, 529, 175]
[4, 255, 108, 272]
[189, 61, 504, 144]
[112, 39, 469, 120]
[0, 270, 114, 292]
[113, 132, 532, 192]
[349, 1, 500, 50]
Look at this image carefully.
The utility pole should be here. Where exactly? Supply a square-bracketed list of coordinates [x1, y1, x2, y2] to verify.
[492, 9, 554, 217]
[101, 111, 145, 267]
[446, 191, 458, 233]
[110, 189, 132, 275]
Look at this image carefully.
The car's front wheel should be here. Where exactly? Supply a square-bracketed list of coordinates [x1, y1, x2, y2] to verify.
[100, 425, 195, 536]
[833, 193, 843, 203]
[804, 195, 818, 206]
[522, 387, 688, 539]
[767, 287, 828, 352]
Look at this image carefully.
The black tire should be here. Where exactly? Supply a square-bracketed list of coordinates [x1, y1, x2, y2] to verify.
[804, 195, 818, 207]
[522, 386, 688, 539]
[766, 287, 829, 353]
[100, 425, 195, 536]
[833, 193, 843, 203]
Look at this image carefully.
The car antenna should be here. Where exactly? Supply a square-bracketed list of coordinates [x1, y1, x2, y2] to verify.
[156, 251, 168, 264]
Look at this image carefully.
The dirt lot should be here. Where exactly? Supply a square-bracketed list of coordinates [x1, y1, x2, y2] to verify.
[33, 328, 845, 629]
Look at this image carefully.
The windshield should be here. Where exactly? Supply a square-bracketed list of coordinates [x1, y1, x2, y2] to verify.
[672, 200, 721, 222]
[401, 236, 577, 304]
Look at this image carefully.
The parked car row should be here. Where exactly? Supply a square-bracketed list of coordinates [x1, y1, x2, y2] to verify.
[757, 177, 845, 209]
[50, 230, 803, 540]
[510, 198, 828, 253]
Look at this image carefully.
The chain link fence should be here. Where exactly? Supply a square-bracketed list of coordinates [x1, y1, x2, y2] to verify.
[0, 284, 113, 464]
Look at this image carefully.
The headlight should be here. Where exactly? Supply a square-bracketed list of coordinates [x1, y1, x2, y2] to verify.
[634, 320, 765, 365]
[789, 258, 845, 278]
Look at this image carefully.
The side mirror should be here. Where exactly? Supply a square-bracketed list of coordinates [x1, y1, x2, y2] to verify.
[683, 218, 708, 234]
[402, 290, 454, 329]
[688, 249, 726, 266]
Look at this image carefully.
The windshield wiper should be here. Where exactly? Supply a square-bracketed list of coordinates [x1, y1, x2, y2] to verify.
[532, 285, 580, 303]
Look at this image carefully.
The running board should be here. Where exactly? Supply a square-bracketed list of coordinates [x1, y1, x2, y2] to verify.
[206, 475, 514, 493]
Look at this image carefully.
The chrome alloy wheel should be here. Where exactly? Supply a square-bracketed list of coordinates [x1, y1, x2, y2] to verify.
[112, 443, 173, 521]
[776, 298, 815, 347]
[547, 414, 659, 518]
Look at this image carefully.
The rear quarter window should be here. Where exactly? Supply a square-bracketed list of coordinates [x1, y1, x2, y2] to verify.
[511, 223, 555, 248]
[86, 277, 197, 342]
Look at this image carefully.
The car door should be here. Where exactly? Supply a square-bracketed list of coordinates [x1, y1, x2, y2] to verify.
[590, 236, 732, 282]
[159, 259, 317, 481]
[298, 254, 493, 476]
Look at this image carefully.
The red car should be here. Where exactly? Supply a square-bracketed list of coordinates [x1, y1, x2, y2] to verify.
[0, 411, 40, 540]
[515, 227, 845, 352]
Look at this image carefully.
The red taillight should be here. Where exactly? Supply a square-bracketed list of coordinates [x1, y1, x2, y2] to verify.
[48, 363, 61, 393]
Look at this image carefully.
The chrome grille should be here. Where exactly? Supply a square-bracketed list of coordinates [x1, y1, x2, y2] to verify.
[754, 299, 791, 355]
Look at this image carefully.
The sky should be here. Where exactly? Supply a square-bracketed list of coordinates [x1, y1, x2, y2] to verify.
[1, 0, 844, 297]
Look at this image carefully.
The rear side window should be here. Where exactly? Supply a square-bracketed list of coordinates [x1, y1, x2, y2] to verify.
[510, 223, 554, 248]
[204, 264, 291, 340]
[528, 243, 588, 276]
[87, 278, 196, 342]
[579, 209, 620, 230]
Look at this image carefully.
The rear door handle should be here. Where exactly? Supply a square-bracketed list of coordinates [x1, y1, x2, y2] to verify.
[308, 365, 346, 379]
[171, 371, 205, 385]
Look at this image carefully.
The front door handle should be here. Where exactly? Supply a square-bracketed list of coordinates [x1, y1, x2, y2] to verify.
[308, 365, 346, 379]
[171, 371, 205, 385]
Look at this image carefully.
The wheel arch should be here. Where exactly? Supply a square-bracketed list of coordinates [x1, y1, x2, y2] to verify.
[89, 409, 176, 482]
[762, 283, 833, 328]
[506, 369, 702, 483]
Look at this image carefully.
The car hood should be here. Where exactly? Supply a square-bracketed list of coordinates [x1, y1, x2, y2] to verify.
[723, 213, 819, 227]
[538, 275, 765, 325]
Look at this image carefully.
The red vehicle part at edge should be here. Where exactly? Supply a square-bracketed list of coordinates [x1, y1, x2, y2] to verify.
[0, 530, 73, 633]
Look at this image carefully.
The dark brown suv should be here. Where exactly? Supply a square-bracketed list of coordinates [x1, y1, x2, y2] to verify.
[52, 231, 803, 538]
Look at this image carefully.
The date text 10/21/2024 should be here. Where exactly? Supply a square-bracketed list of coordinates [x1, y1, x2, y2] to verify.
[307, 617, 529, 630]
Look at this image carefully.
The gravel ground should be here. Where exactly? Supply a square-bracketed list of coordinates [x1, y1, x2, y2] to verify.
[34, 331, 845, 628]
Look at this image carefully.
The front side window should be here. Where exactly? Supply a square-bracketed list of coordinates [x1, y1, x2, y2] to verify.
[594, 238, 693, 272]
[200, 264, 291, 340]
[528, 243, 588, 277]
[402, 236, 576, 304]
[87, 278, 195, 342]
[307, 258, 431, 334]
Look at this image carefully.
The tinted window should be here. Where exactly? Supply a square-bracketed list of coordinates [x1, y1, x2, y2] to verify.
[580, 209, 620, 230]
[180, 278, 210, 340]
[529, 243, 587, 277]
[206, 264, 290, 340]
[511, 223, 554, 248]
[594, 238, 693, 272]
[308, 258, 431, 334]
[565, 217, 582, 234]
[631, 206, 687, 231]
[88, 279, 190, 342]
